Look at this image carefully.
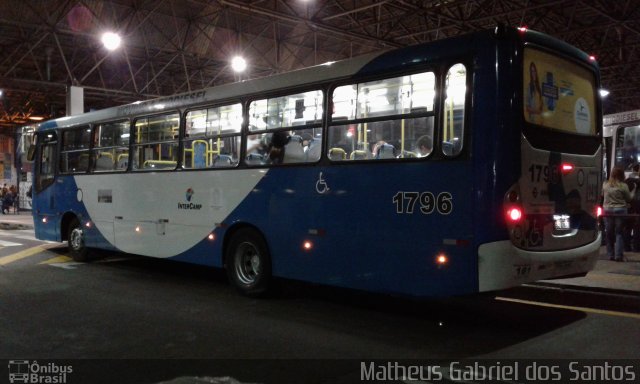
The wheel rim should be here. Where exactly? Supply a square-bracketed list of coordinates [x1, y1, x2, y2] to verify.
[70, 227, 84, 251]
[233, 241, 261, 285]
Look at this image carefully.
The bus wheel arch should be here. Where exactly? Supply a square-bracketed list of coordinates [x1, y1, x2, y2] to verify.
[63, 213, 89, 262]
[223, 224, 273, 297]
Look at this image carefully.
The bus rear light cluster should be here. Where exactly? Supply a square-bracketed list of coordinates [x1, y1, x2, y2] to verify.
[504, 186, 523, 223]
[596, 206, 603, 217]
[506, 207, 523, 222]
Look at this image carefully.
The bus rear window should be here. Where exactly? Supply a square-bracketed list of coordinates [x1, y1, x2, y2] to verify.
[523, 48, 597, 136]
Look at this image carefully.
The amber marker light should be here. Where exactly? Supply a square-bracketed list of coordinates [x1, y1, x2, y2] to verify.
[436, 254, 448, 265]
[302, 240, 313, 251]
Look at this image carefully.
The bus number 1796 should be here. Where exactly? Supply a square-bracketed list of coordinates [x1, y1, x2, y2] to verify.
[392, 191, 453, 215]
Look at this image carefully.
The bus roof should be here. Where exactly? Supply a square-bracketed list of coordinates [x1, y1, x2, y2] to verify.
[37, 26, 595, 132]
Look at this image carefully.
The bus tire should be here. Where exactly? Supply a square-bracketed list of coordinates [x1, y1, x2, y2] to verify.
[68, 217, 89, 262]
[226, 228, 272, 297]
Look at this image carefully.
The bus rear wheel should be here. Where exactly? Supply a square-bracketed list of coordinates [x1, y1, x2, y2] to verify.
[226, 228, 272, 297]
[68, 217, 89, 262]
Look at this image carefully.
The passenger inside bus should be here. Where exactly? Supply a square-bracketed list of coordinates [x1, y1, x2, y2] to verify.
[415, 135, 433, 157]
[267, 131, 290, 164]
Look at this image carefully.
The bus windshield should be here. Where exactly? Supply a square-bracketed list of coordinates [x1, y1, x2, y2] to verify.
[523, 47, 597, 136]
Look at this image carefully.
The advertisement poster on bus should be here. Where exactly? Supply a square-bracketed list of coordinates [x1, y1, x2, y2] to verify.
[523, 48, 596, 136]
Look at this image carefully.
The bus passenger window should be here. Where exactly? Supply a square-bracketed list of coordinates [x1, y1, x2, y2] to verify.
[442, 63, 466, 157]
[59, 126, 91, 174]
[92, 120, 129, 172]
[246, 91, 323, 166]
[184, 104, 241, 169]
[133, 113, 179, 171]
[328, 71, 435, 161]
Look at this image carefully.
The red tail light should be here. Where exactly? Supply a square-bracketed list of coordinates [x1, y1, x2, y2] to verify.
[596, 206, 603, 217]
[507, 207, 523, 222]
[561, 163, 574, 173]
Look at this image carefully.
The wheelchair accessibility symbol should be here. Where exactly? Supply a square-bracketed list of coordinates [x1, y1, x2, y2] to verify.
[316, 172, 330, 194]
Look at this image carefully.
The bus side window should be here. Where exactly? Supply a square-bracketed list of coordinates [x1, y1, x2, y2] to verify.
[246, 91, 323, 166]
[442, 63, 466, 157]
[328, 71, 436, 161]
[92, 120, 130, 172]
[59, 126, 91, 174]
[133, 113, 179, 171]
[184, 103, 242, 169]
[36, 132, 58, 192]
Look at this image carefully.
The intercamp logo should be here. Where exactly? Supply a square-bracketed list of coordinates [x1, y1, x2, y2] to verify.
[8, 360, 73, 383]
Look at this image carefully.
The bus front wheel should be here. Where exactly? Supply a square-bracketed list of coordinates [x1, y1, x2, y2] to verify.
[68, 218, 89, 262]
[226, 228, 272, 297]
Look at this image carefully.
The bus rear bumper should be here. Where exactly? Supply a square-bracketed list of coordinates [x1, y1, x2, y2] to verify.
[477, 233, 601, 292]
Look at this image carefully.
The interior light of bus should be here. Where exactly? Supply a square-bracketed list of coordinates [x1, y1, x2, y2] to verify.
[42, 217, 47, 223]
[208, 233, 215, 241]
[85, 221, 91, 228]
[507, 207, 523, 222]
[436, 254, 448, 265]
[302, 240, 313, 251]
[561, 163, 574, 172]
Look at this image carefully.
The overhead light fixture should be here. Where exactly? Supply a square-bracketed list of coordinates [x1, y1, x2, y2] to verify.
[102, 32, 121, 51]
[231, 56, 247, 73]
[28, 116, 45, 121]
[599, 89, 610, 98]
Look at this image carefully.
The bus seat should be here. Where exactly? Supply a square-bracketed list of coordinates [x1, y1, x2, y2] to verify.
[95, 154, 115, 171]
[213, 154, 234, 167]
[283, 135, 305, 163]
[245, 152, 265, 165]
[376, 143, 395, 159]
[117, 154, 129, 169]
[77, 154, 90, 171]
[305, 138, 321, 162]
[328, 148, 346, 161]
[442, 138, 461, 156]
[350, 150, 368, 160]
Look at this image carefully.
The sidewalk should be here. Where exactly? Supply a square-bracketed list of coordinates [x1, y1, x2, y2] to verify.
[538, 246, 640, 294]
[0, 210, 34, 230]
[0, 212, 638, 295]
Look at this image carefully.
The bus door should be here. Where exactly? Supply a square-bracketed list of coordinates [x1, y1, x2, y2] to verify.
[33, 131, 59, 240]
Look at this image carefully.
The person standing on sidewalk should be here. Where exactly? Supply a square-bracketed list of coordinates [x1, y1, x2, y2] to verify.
[603, 167, 635, 261]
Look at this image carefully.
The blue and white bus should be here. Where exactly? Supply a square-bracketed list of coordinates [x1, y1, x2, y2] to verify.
[30, 26, 602, 297]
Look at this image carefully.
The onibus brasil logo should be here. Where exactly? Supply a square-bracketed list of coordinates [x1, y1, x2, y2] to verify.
[8, 360, 72, 383]
[178, 187, 202, 210]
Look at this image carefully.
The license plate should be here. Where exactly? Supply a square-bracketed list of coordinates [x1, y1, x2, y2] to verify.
[553, 214, 570, 230]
